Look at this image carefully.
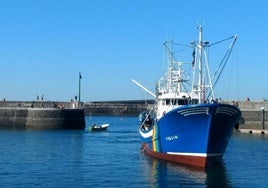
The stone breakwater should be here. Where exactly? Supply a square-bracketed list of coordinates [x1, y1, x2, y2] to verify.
[230, 101, 268, 130]
[84, 100, 155, 116]
[0, 101, 85, 129]
[1, 100, 267, 130]
[84, 100, 268, 130]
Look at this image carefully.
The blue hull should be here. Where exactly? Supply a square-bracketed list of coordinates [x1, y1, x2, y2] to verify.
[141, 103, 241, 167]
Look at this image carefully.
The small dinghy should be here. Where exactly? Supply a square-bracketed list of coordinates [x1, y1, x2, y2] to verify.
[90, 123, 109, 131]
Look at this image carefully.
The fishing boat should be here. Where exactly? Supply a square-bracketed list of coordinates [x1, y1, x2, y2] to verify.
[90, 123, 109, 131]
[134, 25, 242, 168]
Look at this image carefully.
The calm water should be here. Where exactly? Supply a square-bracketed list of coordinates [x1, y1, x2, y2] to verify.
[0, 116, 267, 187]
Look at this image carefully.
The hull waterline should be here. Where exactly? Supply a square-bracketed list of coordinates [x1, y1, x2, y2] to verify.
[142, 143, 208, 168]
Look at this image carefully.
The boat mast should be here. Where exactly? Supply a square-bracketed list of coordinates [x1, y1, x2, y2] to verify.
[198, 25, 204, 103]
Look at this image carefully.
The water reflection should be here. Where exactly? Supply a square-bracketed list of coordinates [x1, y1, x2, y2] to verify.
[205, 163, 232, 188]
[142, 157, 232, 187]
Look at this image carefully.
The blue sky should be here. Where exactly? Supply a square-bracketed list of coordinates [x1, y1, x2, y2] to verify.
[0, 0, 267, 102]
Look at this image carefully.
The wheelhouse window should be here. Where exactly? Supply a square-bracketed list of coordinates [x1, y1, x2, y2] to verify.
[191, 99, 199, 104]
[166, 99, 171, 105]
[178, 99, 188, 105]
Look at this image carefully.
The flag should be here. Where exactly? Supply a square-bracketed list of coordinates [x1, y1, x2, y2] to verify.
[192, 49, 196, 67]
[79, 72, 82, 79]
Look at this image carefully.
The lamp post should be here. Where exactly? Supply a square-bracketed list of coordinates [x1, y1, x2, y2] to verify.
[78, 72, 82, 107]
[261, 107, 265, 130]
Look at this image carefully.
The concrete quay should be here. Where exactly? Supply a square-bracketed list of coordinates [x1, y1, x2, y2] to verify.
[1, 100, 267, 132]
[0, 101, 85, 129]
[84, 100, 155, 116]
[234, 101, 268, 133]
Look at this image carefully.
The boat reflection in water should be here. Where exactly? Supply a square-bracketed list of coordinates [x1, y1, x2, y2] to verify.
[141, 157, 231, 187]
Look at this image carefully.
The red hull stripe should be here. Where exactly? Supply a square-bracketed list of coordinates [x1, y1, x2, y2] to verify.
[142, 143, 207, 168]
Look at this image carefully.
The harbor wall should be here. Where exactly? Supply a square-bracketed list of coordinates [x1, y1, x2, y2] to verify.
[1, 100, 268, 130]
[84, 100, 154, 116]
[232, 101, 268, 130]
[0, 101, 85, 129]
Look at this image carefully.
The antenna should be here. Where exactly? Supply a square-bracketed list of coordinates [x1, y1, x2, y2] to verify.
[197, 19, 205, 28]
